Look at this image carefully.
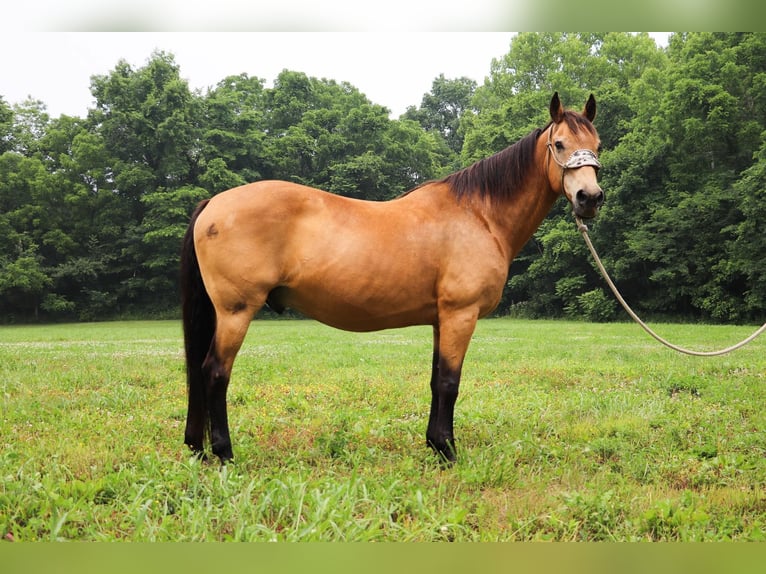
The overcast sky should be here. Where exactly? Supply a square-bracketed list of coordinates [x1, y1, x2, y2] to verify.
[0, 32, 670, 120]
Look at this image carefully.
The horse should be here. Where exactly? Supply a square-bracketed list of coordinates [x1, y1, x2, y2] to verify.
[180, 92, 603, 464]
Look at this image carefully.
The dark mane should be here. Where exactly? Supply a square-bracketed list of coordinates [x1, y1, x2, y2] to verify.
[441, 110, 596, 203]
[441, 129, 542, 203]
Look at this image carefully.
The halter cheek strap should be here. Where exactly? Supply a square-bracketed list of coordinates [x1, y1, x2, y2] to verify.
[545, 124, 601, 192]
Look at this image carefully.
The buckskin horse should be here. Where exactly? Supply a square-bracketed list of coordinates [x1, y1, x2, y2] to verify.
[181, 92, 603, 463]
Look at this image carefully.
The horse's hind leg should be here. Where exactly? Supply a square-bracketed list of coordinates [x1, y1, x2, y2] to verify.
[185, 378, 207, 457]
[203, 310, 253, 463]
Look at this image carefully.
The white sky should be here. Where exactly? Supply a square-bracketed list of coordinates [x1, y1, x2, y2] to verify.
[0, 32, 670, 120]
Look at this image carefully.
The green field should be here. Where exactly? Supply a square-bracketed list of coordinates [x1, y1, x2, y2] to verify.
[1, 318, 765, 541]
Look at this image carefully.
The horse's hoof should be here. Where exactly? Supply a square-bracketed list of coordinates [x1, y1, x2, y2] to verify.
[187, 444, 208, 462]
[213, 443, 234, 464]
[427, 440, 457, 466]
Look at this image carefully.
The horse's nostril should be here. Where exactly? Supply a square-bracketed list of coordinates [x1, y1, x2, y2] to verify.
[576, 189, 604, 207]
[596, 190, 605, 206]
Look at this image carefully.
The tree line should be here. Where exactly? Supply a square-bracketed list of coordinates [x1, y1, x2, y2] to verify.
[2, 32, 766, 324]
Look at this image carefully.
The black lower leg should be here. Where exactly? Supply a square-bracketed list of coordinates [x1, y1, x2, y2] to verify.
[184, 367, 207, 458]
[205, 360, 234, 463]
[426, 359, 461, 463]
[426, 347, 440, 444]
[210, 408, 233, 463]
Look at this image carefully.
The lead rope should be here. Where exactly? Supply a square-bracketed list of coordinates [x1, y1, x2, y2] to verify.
[575, 216, 766, 356]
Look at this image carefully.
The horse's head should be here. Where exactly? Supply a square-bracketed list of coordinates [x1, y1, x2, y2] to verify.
[546, 92, 604, 220]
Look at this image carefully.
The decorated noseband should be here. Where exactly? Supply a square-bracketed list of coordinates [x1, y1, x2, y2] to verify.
[560, 148, 601, 170]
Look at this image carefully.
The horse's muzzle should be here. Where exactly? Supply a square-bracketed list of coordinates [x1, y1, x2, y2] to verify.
[574, 188, 604, 219]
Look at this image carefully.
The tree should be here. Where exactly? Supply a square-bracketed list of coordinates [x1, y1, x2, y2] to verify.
[0, 152, 54, 318]
[139, 185, 210, 304]
[200, 73, 267, 188]
[89, 50, 202, 213]
[34, 116, 134, 319]
[602, 33, 766, 321]
[0, 96, 13, 154]
[0, 246, 51, 320]
[88, 51, 204, 313]
[7, 98, 50, 156]
[403, 74, 477, 156]
[730, 139, 766, 319]
[263, 71, 443, 199]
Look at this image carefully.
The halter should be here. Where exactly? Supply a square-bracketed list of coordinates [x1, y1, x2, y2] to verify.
[545, 123, 601, 193]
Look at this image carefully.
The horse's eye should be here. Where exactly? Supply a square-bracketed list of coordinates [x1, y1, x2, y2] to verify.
[555, 141, 564, 151]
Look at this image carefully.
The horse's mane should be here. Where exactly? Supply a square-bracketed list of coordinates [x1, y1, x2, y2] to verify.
[440, 110, 595, 204]
[442, 129, 543, 203]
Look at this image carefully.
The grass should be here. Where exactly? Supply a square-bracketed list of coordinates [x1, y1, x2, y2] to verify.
[1, 318, 765, 541]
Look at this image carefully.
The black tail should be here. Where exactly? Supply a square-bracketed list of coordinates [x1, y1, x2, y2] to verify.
[181, 199, 214, 454]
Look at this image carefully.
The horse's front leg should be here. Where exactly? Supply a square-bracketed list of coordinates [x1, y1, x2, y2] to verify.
[426, 311, 477, 463]
[426, 358, 462, 463]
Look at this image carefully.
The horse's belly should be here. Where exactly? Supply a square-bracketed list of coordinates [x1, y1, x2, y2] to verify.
[277, 283, 438, 332]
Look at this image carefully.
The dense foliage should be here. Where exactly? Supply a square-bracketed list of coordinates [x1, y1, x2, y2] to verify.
[2, 32, 766, 323]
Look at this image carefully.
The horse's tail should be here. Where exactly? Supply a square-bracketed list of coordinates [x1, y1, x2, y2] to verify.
[180, 199, 214, 453]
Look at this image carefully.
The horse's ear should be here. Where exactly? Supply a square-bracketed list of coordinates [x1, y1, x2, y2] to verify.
[584, 93, 596, 122]
[549, 92, 564, 123]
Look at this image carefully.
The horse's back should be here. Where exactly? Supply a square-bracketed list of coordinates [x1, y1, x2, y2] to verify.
[196, 180, 420, 255]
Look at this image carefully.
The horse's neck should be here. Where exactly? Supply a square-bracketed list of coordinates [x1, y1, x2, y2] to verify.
[481, 175, 558, 264]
